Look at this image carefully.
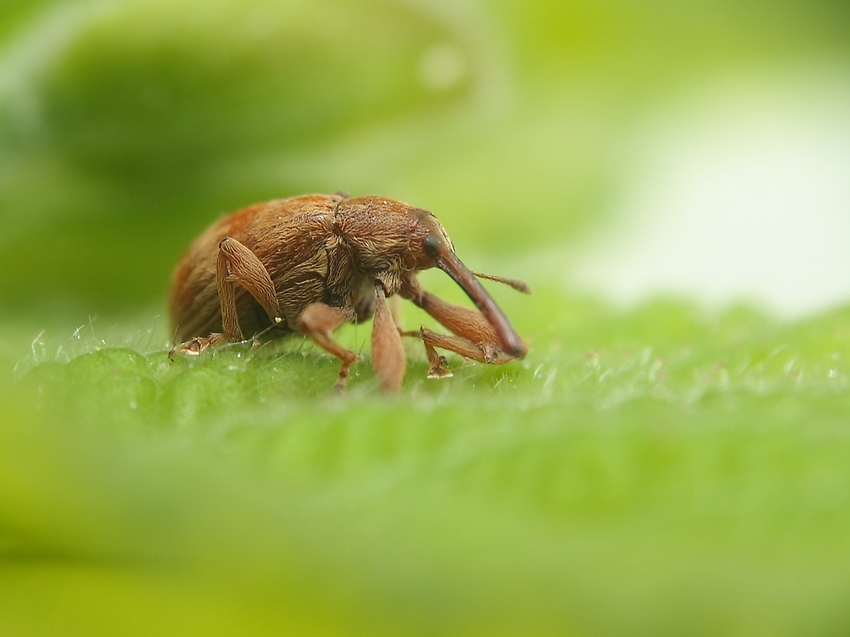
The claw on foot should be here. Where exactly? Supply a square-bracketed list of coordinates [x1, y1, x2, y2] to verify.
[427, 355, 453, 379]
[168, 333, 228, 360]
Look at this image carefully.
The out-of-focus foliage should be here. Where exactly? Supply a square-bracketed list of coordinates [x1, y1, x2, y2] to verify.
[3, 291, 850, 636]
[0, 0, 481, 310]
[2, 0, 848, 314]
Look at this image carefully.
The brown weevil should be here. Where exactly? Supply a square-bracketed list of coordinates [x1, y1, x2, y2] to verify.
[168, 193, 530, 392]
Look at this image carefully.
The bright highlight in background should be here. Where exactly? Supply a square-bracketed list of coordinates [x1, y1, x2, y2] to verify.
[573, 65, 850, 316]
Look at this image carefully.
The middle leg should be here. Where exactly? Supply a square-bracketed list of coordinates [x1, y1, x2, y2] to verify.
[297, 303, 358, 388]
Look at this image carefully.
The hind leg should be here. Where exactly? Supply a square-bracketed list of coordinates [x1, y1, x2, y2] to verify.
[169, 237, 282, 358]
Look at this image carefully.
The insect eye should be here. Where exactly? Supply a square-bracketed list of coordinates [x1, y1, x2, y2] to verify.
[423, 235, 440, 258]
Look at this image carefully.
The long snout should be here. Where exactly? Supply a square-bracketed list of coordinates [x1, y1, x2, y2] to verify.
[424, 236, 527, 358]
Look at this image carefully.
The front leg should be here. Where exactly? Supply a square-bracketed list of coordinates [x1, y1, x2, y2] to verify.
[402, 284, 524, 378]
[169, 237, 282, 358]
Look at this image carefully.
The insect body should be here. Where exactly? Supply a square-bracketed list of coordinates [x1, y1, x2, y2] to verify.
[169, 193, 529, 392]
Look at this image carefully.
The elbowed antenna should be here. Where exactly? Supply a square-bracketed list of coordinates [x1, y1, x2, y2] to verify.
[423, 235, 527, 358]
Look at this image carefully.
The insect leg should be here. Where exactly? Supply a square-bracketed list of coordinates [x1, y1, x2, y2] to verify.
[371, 285, 405, 392]
[297, 303, 359, 388]
[420, 291, 516, 356]
[216, 237, 283, 334]
[400, 283, 522, 377]
[169, 237, 283, 358]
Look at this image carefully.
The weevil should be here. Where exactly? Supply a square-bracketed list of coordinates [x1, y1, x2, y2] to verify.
[168, 193, 530, 392]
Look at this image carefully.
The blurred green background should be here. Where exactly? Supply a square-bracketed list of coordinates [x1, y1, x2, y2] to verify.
[3, 0, 847, 318]
[2, 1, 850, 636]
